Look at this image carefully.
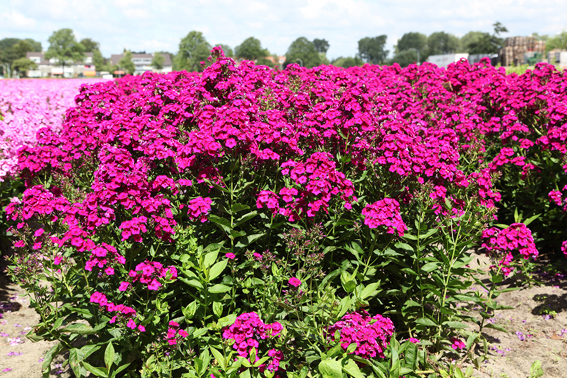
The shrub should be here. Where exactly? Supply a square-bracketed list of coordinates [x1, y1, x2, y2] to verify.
[6, 50, 567, 377]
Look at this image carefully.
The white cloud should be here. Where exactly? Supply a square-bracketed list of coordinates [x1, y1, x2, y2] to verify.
[0, 9, 37, 29]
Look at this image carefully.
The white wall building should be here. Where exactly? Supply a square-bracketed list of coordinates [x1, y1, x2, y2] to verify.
[427, 53, 469, 68]
[109, 53, 172, 75]
[26, 52, 95, 78]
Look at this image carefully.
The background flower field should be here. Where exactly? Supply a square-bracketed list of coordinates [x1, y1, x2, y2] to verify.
[1, 51, 567, 377]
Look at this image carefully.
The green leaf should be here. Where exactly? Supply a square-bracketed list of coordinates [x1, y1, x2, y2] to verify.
[371, 364, 388, 378]
[405, 342, 417, 368]
[60, 322, 106, 335]
[421, 262, 439, 272]
[530, 360, 544, 378]
[111, 363, 131, 377]
[360, 282, 380, 299]
[231, 203, 250, 213]
[341, 271, 357, 293]
[208, 214, 232, 233]
[42, 342, 65, 378]
[82, 362, 108, 377]
[346, 343, 357, 354]
[416, 317, 437, 327]
[203, 250, 219, 269]
[395, 242, 414, 252]
[209, 284, 232, 293]
[326, 342, 343, 358]
[319, 358, 343, 378]
[179, 277, 204, 290]
[403, 299, 421, 309]
[183, 301, 198, 319]
[523, 213, 541, 226]
[247, 233, 265, 245]
[210, 347, 227, 370]
[494, 224, 509, 229]
[213, 302, 223, 318]
[192, 327, 209, 338]
[338, 296, 352, 318]
[208, 259, 228, 281]
[27, 330, 45, 343]
[485, 323, 508, 333]
[419, 227, 439, 239]
[218, 314, 237, 328]
[104, 342, 115, 370]
[342, 359, 364, 378]
[69, 348, 84, 378]
[442, 321, 469, 329]
[466, 333, 478, 351]
[236, 211, 257, 226]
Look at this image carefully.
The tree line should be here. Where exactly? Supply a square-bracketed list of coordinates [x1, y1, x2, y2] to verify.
[2, 24, 567, 77]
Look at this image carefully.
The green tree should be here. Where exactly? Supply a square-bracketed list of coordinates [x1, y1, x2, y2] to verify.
[313, 38, 330, 54]
[284, 37, 321, 68]
[235, 37, 267, 61]
[176, 31, 211, 72]
[465, 32, 496, 54]
[92, 49, 106, 71]
[80, 38, 100, 53]
[395, 32, 427, 54]
[544, 30, 567, 52]
[391, 32, 427, 66]
[12, 57, 37, 77]
[389, 50, 419, 67]
[462, 23, 508, 55]
[332, 56, 363, 68]
[216, 44, 233, 57]
[45, 28, 85, 77]
[151, 52, 164, 70]
[425, 32, 460, 57]
[118, 50, 135, 75]
[12, 40, 33, 59]
[491, 22, 508, 51]
[24, 38, 42, 52]
[460, 31, 486, 53]
[358, 35, 388, 64]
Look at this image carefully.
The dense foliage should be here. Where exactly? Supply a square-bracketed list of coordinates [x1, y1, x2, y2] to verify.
[5, 50, 567, 377]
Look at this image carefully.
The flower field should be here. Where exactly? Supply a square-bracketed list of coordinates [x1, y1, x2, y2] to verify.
[2, 49, 567, 377]
[0, 79, 107, 181]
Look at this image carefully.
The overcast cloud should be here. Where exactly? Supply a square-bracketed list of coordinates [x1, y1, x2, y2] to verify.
[1, 0, 566, 60]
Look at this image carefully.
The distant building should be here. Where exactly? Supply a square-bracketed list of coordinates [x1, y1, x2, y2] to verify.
[26, 52, 95, 78]
[263, 55, 286, 68]
[109, 53, 172, 75]
[426, 53, 469, 68]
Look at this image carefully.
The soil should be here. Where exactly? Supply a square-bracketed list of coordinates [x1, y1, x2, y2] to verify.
[1, 253, 566, 378]
[465, 253, 567, 378]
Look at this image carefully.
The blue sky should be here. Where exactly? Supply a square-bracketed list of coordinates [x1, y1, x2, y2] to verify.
[1, 0, 566, 60]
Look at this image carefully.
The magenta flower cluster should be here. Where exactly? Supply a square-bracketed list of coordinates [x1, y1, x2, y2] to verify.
[549, 187, 567, 256]
[328, 310, 395, 359]
[482, 223, 539, 275]
[362, 198, 407, 237]
[165, 321, 188, 346]
[123, 260, 178, 291]
[222, 312, 283, 372]
[90, 292, 143, 332]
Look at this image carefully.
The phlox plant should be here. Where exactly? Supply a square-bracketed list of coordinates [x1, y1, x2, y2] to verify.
[5, 48, 567, 377]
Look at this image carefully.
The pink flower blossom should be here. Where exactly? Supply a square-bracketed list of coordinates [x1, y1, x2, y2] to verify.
[288, 277, 301, 287]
